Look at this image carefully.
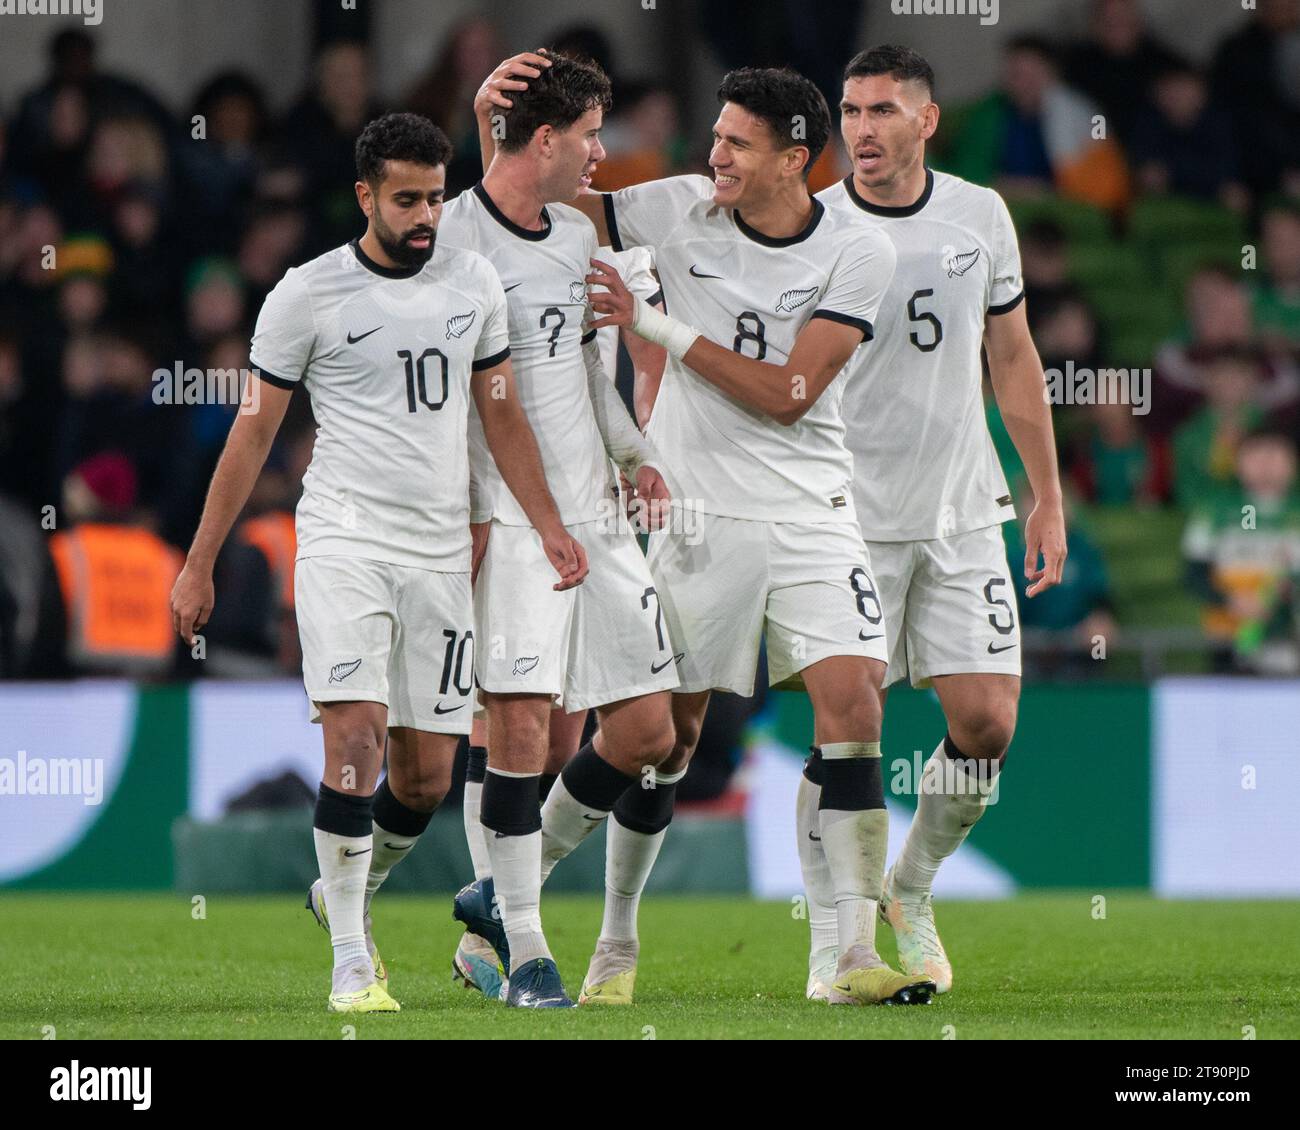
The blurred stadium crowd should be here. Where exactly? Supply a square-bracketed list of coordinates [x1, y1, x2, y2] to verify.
[0, 0, 1298, 685]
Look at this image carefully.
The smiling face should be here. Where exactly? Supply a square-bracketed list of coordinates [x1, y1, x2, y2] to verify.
[538, 104, 606, 202]
[358, 159, 445, 266]
[839, 73, 936, 192]
[708, 101, 805, 211]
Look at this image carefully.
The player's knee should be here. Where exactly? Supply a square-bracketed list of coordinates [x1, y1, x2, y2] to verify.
[818, 693, 882, 743]
[334, 725, 383, 768]
[952, 706, 1016, 762]
[390, 764, 451, 812]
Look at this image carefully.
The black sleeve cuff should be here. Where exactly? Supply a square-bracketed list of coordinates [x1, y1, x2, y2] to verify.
[988, 290, 1025, 316]
[811, 309, 874, 342]
[646, 287, 664, 308]
[472, 346, 511, 371]
[580, 328, 597, 345]
[256, 368, 298, 390]
[602, 193, 623, 253]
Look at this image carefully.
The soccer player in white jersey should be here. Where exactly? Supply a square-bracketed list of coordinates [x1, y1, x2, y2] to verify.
[437, 52, 682, 1009]
[489, 57, 932, 1005]
[169, 113, 586, 1014]
[802, 45, 1068, 998]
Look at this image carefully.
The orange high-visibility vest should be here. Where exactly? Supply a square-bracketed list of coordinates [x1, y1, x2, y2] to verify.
[49, 523, 182, 672]
[238, 511, 296, 610]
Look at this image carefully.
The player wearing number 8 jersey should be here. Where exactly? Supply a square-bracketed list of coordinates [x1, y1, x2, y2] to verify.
[554, 62, 931, 1006]
[800, 46, 1069, 1000]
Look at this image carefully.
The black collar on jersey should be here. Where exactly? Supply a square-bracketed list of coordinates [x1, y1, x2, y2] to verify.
[842, 167, 934, 218]
[349, 238, 425, 279]
[473, 181, 552, 241]
[733, 197, 825, 247]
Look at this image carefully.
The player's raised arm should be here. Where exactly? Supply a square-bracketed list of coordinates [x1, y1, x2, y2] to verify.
[170, 376, 294, 643]
[587, 237, 893, 425]
[984, 298, 1067, 597]
[470, 357, 588, 589]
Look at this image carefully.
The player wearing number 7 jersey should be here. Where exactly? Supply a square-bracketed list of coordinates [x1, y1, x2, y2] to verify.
[804, 46, 1069, 999]
[170, 113, 586, 1014]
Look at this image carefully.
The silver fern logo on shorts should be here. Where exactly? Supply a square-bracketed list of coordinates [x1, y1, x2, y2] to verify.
[512, 656, 539, 676]
[775, 286, 817, 312]
[446, 311, 476, 339]
[329, 659, 362, 684]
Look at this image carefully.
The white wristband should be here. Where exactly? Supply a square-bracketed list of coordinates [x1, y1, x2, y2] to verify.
[631, 296, 700, 361]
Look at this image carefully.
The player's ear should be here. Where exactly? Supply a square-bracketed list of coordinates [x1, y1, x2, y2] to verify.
[920, 102, 940, 141]
[355, 179, 373, 217]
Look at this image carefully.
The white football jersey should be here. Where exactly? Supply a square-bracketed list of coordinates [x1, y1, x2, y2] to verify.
[603, 174, 895, 523]
[440, 183, 616, 526]
[249, 239, 510, 571]
[595, 245, 660, 382]
[819, 170, 1021, 541]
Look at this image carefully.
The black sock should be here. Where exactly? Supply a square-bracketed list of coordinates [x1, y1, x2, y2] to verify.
[560, 740, 639, 811]
[480, 771, 541, 836]
[372, 776, 435, 836]
[314, 781, 373, 836]
[612, 773, 679, 834]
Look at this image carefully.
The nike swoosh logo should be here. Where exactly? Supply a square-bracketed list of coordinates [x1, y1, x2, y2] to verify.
[808, 831, 821, 842]
[433, 702, 464, 714]
[859, 632, 883, 642]
[383, 842, 409, 851]
[651, 652, 685, 673]
[581, 814, 604, 821]
[987, 642, 1018, 654]
[504, 283, 522, 292]
[346, 326, 383, 344]
[689, 264, 722, 279]
[343, 847, 371, 857]
[493, 831, 506, 839]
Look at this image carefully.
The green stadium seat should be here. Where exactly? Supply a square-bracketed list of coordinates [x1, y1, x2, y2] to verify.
[1009, 196, 1112, 243]
[1068, 241, 1151, 291]
[1128, 197, 1246, 247]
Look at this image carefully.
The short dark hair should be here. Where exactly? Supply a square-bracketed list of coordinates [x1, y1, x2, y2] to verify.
[716, 67, 831, 177]
[1006, 34, 1057, 66]
[354, 112, 452, 185]
[496, 50, 613, 154]
[842, 45, 935, 99]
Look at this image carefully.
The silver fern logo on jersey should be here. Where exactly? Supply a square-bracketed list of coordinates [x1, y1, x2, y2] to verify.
[512, 656, 540, 676]
[776, 287, 817, 312]
[943, 246, 981, 277]
[446, 311, 476, 339]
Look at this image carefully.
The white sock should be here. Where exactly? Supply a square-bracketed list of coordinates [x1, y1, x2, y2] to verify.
[796, 770, 838, 961]
[817, 741, 888, 962]
[463, 778, 492, 881]
[540, 776, 608, 885]
[313, 827, 372, 986]
[364, 820, 417, 915]
[599, 766, 685, 945]
[892, 739, 998, 894]
[485, 827, 550, 967]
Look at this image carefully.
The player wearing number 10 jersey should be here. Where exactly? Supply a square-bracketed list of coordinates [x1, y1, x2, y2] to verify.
[170, 113, 583, 1013]
[801, 46, 1069, 999]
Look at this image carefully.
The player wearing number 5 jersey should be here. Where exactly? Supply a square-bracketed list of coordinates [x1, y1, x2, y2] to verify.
[802, 46, 1069, 1000]
[170, 113, 584, 1014]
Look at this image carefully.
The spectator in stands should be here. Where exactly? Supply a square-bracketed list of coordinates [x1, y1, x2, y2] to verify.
[591, 81, 683, 191]
[1252, 199, 1300, 351]
[1172, 348, 1267, 507]
[183, 257, 246, 357]
[1063, 0, 1185, 144]
[1004, 484, 1118, 677]
[1153, 265, 1300, 433]
[944, 35, 1131, 211]
[178, 71, 269, 257]
[1070, 398, 1170, 506]
[0, 491, 65, 678]
[405, 17, 504, 196]
[1030, 287, 1103, 377]
[279, 41, 385, 253]
[1211, 0, 1300, 199]
[107, 182, 178, 322]
[236, 202, 307, 305]
[48, 452, 182, 677]
[1129, 62, 1249, 212]
[1183, 428, 1300, 673]
[1019, 218, 1074, 312]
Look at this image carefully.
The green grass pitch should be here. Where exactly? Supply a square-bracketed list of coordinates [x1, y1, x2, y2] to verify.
[3, 893, 1297, 1039]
